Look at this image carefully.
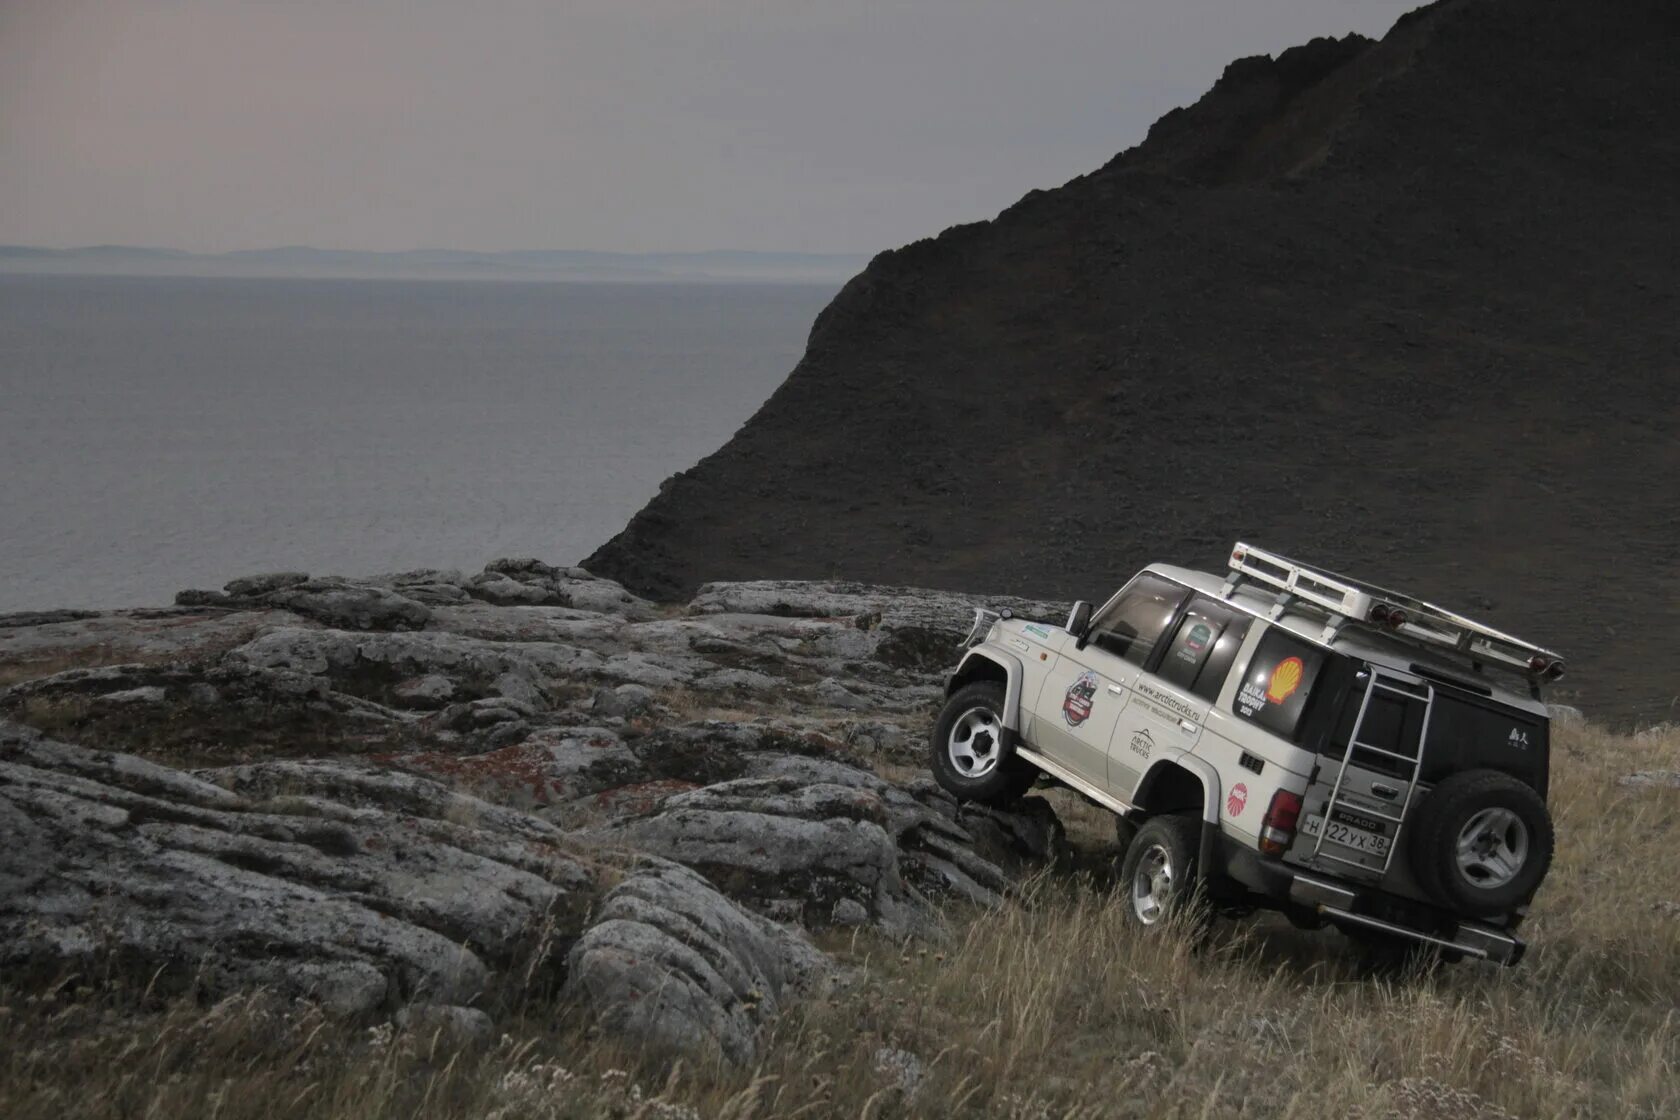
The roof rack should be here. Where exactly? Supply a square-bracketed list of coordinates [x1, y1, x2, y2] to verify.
[1220, 542, 1565, 683]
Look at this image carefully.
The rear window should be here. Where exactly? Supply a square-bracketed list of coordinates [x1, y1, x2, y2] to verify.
[1232, 628, 1327, 742]
[1156, 596, 1253, 701]
[1327, 676, 1429, 779]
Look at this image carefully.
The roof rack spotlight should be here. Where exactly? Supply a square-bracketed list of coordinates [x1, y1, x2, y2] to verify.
[1369, 603, 1408, 628]
[1528, 655, 1566, 681]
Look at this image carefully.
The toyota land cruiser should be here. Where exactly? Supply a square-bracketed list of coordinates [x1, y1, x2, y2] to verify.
[930, 543, 1564, 965]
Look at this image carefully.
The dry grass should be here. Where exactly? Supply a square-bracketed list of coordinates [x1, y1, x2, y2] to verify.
[4, 722, 1678, 1119]
[0, 647, 131, 688]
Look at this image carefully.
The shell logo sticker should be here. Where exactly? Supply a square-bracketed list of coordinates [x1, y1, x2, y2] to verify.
[1265, 656, 1305, 704]
[1227, 782, 1248, 817]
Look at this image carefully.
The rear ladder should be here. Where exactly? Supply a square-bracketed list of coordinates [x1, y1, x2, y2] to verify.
[1311, 671, 1436, 875]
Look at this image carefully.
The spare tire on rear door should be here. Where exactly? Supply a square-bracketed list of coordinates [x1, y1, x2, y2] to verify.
[1407, 769, 1554, 918]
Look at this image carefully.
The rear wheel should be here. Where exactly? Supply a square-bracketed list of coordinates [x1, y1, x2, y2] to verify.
[929, 682, 1037, 806]
[1119, 815, 1208, 934]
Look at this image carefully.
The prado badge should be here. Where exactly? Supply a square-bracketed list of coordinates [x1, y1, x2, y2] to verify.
[1063, 670, 1098, 727]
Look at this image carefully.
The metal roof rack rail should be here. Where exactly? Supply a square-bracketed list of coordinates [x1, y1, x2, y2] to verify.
[1219, 542, 1565, 683]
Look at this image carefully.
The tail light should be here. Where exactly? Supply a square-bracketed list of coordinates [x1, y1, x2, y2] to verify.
[1260, 789, 1303, 856]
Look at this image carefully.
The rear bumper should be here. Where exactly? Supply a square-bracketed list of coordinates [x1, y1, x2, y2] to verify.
[1215, 840, 1526, 965]
[1288, 873, 1526, 965]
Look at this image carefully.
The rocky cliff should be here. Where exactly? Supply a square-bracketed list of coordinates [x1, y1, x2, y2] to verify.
[585, 0, 1680, 725]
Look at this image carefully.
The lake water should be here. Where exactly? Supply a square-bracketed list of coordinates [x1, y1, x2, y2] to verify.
[0, 275, 838, 612]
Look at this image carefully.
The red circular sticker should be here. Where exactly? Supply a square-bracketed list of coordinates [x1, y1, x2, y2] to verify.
[1226, 783, 1248, 817]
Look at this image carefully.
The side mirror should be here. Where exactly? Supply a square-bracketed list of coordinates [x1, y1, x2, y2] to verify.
[1066, 600, 1092, 643]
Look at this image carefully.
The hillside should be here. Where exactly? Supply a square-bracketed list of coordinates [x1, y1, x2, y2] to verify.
[586, 0, 1680, 725]
[4, 566, 1679, 1117]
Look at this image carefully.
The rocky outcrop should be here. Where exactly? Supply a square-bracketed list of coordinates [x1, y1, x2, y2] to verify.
[0, 723, 595, 1014]
[0, 561, 1070, 1060]
[605, 754, 1063, 936]
[564, 858, 830, 1063]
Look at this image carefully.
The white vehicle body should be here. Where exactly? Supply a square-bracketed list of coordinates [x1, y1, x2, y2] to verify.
[939, 543, 1563, 965]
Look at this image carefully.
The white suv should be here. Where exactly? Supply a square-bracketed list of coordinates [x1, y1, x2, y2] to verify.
[930, 543, 1563, 966]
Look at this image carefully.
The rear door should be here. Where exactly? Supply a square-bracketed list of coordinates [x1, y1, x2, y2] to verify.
[1293, 665, 1429, 881]
[1031, 574, 1188, 791]
[1107, 594, 1253, 797]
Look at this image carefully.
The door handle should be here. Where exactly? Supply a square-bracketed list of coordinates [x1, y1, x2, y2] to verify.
[1178, 719, 1199, 734]
[1107, 685, 1124, 695]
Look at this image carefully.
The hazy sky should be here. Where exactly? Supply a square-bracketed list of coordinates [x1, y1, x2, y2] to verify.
[2, 1, 1421, 255]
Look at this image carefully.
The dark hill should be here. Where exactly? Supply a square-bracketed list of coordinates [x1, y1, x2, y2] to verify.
[587, 0, 1680, 725]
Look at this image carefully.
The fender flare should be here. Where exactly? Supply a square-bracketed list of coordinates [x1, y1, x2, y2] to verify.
[949, 647, 1026, 732]
[1138, 753, 1223, 880]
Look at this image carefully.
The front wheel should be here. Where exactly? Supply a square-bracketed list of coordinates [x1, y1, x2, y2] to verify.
[929, 682, 1037, 806]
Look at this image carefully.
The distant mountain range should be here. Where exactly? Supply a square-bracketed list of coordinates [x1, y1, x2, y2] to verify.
[0, 244, 870, 283]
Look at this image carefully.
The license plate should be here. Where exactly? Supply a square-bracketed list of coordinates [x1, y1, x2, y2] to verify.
[1302, 813, 1391, 857]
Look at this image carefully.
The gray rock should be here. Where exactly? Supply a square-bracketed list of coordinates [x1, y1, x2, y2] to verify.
[473, 560, 655, 619]
[873, 1047, 924, 1093]
[224, 571, 311, 598]
[599, 650, 710, 689]
[468, 572, 560, 606]
[1546, 704, 1586, 725]
[174, 589, 231, 607]
[832, 898, 869, 926]
[564, 858, 829, 1063]
[694, 668, 785, 694]
[96, 686, 167, 704]
[0, 609, 102, 628]
[227, 627, 603, 698]
[0, 607, 290, 668]
[590, 683, 658, 718]
[955, 797, 1067, 866]
[262, 580, 432, 632]
[814, 677, 870, 710]
[392, 674, 456, 709]
[0, 723, 597, 1015]
[490, 671, 546, 708]
[394, 727, 645, 816]
[689, 580, 1067, 672]
[606, 757, 1028, 935]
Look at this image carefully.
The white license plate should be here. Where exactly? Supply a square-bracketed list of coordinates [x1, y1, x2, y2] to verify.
[1302, 813, 1391, 857]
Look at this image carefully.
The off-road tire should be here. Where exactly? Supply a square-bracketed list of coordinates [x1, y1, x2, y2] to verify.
[929, 682, 1037, 806]
[1119, 814, 1209, 934]
[1408, 769, 1553, 918]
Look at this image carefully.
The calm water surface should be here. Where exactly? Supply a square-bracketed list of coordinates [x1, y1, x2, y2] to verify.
[0, 275, 837, 611]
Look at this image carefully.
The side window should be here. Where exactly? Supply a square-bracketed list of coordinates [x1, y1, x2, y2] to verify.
[1087, 575, 1188, 668]
[1232, 628, 1327, 742]
[1156, 596, 1254, 701]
